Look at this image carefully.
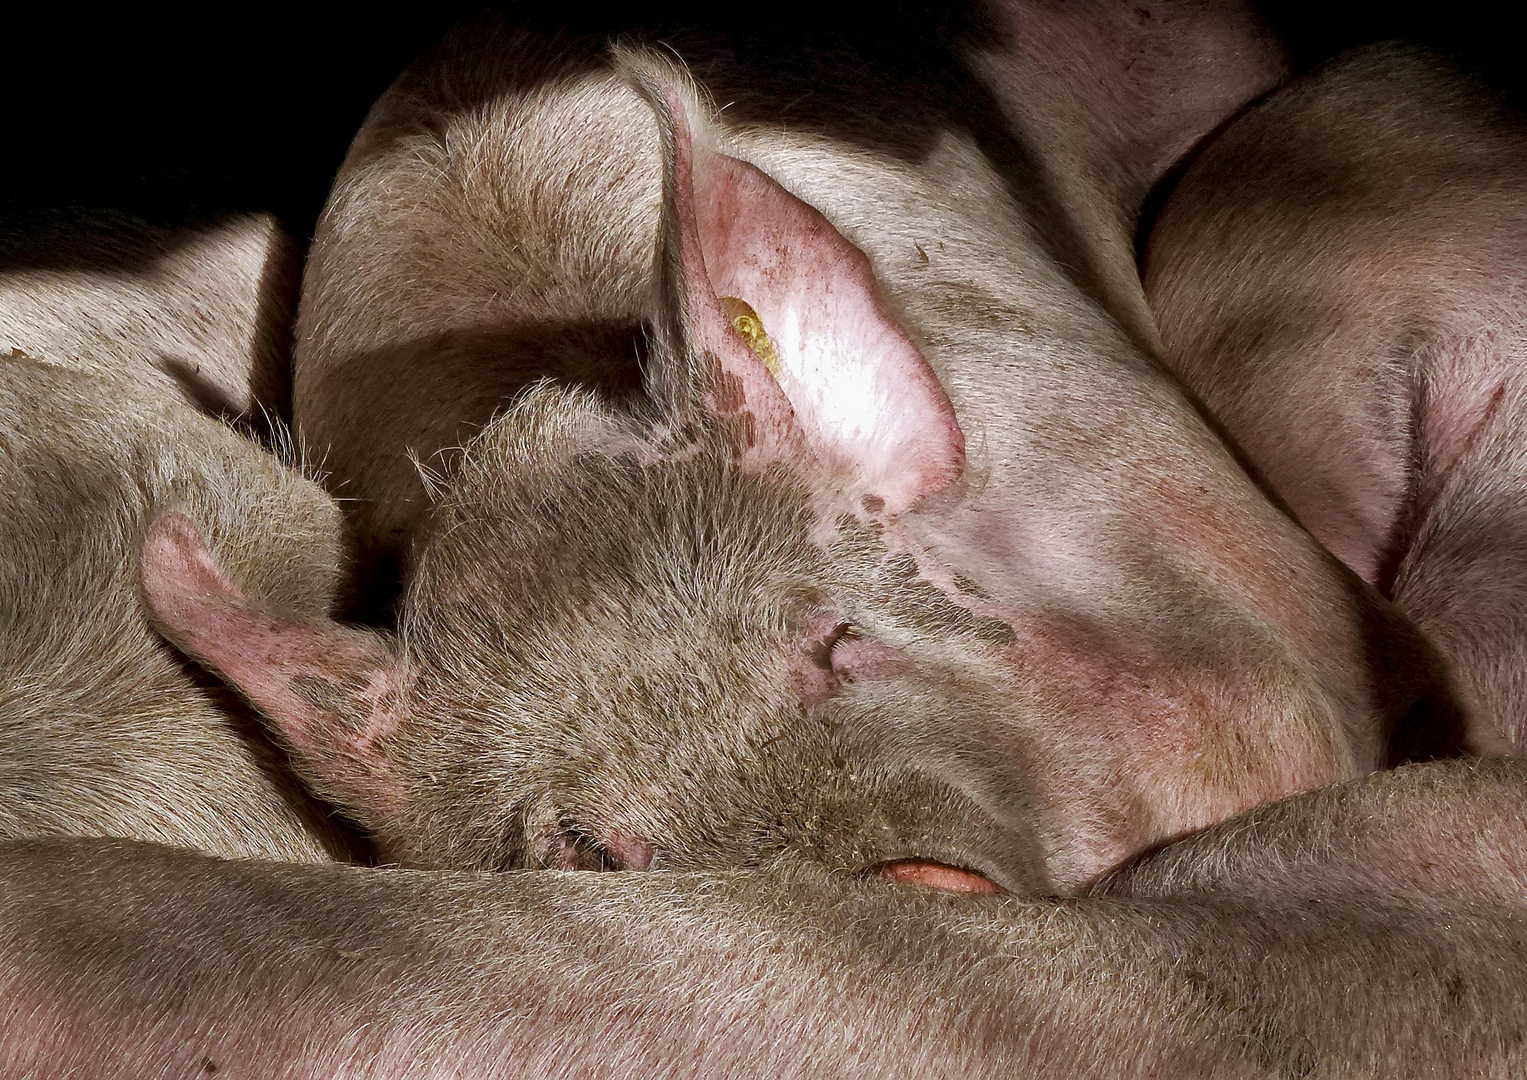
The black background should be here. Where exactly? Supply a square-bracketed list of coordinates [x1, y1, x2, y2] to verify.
[3, 4, 1519, 244]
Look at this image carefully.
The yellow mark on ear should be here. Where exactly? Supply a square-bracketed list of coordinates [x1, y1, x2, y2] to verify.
[719, 296, 781, 379]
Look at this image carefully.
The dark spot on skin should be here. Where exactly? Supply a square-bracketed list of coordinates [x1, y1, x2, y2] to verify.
[202, 1059, 218, 1074]
[708, 366, 750, 413]
[952, 572, 992, 600]
[861, 494, 885, 514]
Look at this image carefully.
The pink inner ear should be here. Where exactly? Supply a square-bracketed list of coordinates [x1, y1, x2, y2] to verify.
[692, 148, 966, 513]
[139, 512, 408, 820]
[661, 85, 964, 514]
[663, 87, 802, 452]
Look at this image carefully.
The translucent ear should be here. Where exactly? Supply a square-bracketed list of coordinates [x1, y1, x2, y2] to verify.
[139, 512, 409, 828]
[628, 59, 965, 515]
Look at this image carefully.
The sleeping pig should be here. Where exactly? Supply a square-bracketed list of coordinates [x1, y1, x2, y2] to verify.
[1140, 44, 1527, 754]
[144, 7, 1455, 892]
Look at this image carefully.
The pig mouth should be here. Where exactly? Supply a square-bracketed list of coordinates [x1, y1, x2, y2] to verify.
[875, 859, 1004, 894]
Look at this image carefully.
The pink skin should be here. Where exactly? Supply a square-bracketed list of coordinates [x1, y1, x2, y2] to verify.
[140, 513, 410, 832]
[880, 859, 1003, 894]
[689, 129, 966, 513]
[657, 75, 965, 516]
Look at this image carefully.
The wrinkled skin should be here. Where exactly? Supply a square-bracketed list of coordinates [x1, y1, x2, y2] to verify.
[1142, 45, 1527, 755]
[0, 212, 354, 862]
[4, 835, 1527, 1079]
[139, 6, 1458, 895]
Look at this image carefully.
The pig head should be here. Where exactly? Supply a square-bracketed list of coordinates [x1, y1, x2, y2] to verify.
[146, 13, 1454, 892]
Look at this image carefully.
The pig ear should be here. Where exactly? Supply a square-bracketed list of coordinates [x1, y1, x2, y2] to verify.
[627, 62, 965, 515]
[139, 512, 409, 825]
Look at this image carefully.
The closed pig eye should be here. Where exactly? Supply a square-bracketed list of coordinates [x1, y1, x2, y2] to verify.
[538, 818, 656, 872]
[545, 821, 621, 872]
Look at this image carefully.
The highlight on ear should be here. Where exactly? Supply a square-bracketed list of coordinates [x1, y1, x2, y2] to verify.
[623, 54, 966, 515]
[138, 512, 410, 824]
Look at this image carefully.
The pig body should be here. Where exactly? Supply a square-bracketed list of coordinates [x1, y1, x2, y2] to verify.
[0, 211, 297, 426]
[0, 214, 353, 862]
[136, 7, 1459, 894]
[4, 836, 1527, 1079]
[1095, 757, 1527, 911]
[1141, 45, 1527, 753]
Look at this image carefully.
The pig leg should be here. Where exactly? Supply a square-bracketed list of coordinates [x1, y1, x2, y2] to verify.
[4, 837, 1527, 1079]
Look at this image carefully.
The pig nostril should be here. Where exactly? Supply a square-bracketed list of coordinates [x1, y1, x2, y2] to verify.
[876, 859, 1003, 895]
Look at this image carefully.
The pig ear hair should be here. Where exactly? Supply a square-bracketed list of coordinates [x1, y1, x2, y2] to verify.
[620, 54, 965, 515]
[139, 512, 409, 824]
